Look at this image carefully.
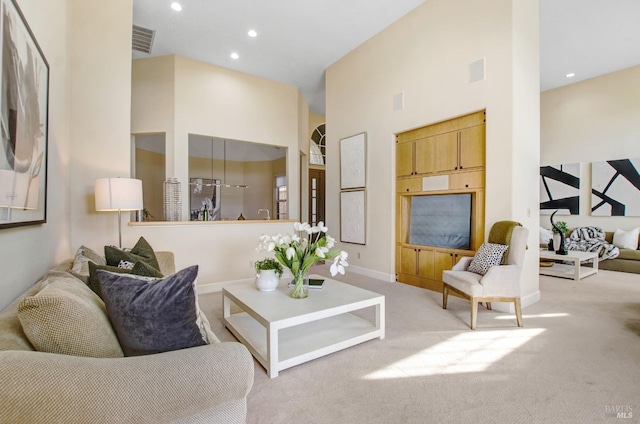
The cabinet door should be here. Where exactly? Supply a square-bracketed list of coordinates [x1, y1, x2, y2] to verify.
[434, 251, 454, 281]
[397, 142, 414, 177]
[400, 246, 418, 275]
[417, 249, 435, 280]
[459, 125, 485, 170]
[449, 170, 485, 190]
[397, 177, 422, 193]
[434, 132, 459, 172]
[415, 137, 435, 175]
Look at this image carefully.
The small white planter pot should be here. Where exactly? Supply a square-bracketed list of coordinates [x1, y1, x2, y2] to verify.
[255, 270, 280, 292]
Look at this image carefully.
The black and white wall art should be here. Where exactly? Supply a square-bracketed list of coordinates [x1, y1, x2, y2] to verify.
[0, 0, 49, 229]
[591, 158, 640, 217]
[539, 163, 580, 215]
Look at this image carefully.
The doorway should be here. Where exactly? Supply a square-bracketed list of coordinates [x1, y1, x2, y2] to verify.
[309, 168, 325, 226]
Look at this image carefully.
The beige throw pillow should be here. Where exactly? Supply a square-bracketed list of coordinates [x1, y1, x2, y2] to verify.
[17, 274, 124, 358]
[613, 228, 640, 250]
[70, 245, 106, 283]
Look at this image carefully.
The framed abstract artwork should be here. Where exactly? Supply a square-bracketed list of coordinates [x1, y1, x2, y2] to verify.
[340, 132, 366, 189]
[340, 190, 366, 245]
[0, 0, 49, 229]
[591, 158, 640, 216]
[539, 163, 580, 215]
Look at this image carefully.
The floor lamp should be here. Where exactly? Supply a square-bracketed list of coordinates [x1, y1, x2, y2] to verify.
[95, 178, 143, 248]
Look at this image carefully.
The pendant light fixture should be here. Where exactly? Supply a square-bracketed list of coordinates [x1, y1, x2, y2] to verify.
[189, 137, 249, 189]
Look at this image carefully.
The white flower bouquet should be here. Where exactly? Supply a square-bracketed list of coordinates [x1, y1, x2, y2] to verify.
[257, 222, 349, 298]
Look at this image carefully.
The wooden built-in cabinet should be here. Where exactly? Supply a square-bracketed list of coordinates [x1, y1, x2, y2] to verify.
[397, 137, 436, 177]
[433, 125, 485, 173]
[395, 110, 486, 293]
[398, 245, 476, 291]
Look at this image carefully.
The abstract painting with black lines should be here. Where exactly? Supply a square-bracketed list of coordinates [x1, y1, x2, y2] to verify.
[591, 158, 640, 216]
[540, 163, 580, 215]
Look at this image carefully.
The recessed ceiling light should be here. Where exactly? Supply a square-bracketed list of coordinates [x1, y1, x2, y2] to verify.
[171, 2, 182, 12]
[230, 52, 239, 60]
[565, 73, 576, 78]
[248, 29, 258, 38]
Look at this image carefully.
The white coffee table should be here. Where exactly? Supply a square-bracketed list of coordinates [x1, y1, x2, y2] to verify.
[539, 250, 599, 281]
[222, 275, 385, 378]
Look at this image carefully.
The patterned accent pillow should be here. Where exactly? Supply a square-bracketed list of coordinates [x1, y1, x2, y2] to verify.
[17, 274, 124, 358]
[98, 265, 209, 356]
[117, 260, 135, 270]
[468, 242, 509, 275]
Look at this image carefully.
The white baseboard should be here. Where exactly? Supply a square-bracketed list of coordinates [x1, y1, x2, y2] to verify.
[197, 277, 254, 294]
[337, 264, 396, 283]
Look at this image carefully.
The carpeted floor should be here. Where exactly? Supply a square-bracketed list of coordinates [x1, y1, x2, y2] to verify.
[198, 268, 640, 424]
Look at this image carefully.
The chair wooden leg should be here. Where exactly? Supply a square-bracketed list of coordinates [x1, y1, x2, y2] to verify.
[514, 298, 523, 327]
[442, 284, 449, 309]
[470, 298, 478, 330]
[486, 302, 492, 310]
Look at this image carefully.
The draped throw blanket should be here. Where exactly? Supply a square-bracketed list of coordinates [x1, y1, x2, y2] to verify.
[566, 227, 620, 261]
[488, 220, 522, 264]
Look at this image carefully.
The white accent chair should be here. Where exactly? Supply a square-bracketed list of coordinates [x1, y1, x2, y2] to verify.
[442, 225, 529, 330]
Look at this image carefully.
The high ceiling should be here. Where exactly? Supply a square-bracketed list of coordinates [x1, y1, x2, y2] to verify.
[132, 0, 640, 115]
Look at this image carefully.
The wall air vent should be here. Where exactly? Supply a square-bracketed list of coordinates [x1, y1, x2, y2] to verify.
[132, 25, 155, 54]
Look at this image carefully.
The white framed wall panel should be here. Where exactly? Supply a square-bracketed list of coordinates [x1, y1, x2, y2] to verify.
[340, 133, 366, 189]
[340, 190, 366, 244]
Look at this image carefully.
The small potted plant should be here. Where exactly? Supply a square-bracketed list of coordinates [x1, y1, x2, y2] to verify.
[254, 258, 283, 292]
[550, 212, 569, 254]
[551, 220, 568, 236]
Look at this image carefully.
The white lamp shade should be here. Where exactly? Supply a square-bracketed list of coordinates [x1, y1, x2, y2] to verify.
[95, 178, 143, 211]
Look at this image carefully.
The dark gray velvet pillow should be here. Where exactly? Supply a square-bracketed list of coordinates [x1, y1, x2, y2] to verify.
[97, 265, 208, 356]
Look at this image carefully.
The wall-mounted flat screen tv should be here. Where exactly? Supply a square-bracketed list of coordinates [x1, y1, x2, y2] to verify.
[409, 193, 472, 250]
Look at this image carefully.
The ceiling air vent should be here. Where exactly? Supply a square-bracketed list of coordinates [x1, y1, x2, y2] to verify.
[132, 25, 155, 54]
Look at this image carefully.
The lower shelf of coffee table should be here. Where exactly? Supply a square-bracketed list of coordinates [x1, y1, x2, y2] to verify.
[225, 311, 382, 374]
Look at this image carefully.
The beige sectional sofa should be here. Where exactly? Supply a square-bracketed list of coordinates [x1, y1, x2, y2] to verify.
[0, 252, 254, 423]
[598, 232, 640, 274]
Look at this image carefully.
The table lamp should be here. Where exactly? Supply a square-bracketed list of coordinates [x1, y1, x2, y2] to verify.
[95, 178, 143, 248]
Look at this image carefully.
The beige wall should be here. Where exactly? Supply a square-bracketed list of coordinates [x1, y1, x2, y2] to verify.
[129, 56, 310, 287]
[297, 91, 310, 223]
[326, 0, 541, 306]
[0, 0, 73, 309]
[1, 0, 134, 309]
[132, 55, 304, 221]
[309, 113, 325, 139]
[541, 65, 640, 231]
[244, 161, 274, 220]
[69, 0, 133, 250]
[135, 148, 165, 221]
[130, 220, 297, 290]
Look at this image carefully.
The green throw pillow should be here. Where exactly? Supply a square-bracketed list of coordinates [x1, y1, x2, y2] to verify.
[88, 261, 163, 298]
[104, 236, 160, 271]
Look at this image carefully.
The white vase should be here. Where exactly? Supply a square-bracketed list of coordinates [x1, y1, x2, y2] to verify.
[255, 270, 280, 292]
